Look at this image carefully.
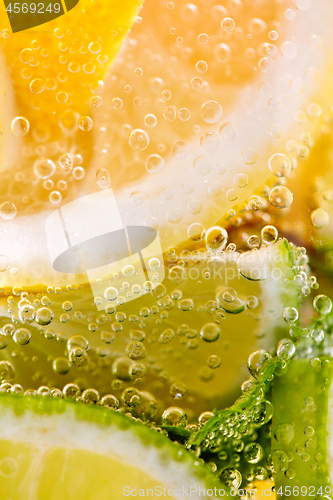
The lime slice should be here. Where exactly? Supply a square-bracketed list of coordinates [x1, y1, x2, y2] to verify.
[0, 238, 309, 418]
[271, 357, 333, 494]
[0, 393, 226, 499]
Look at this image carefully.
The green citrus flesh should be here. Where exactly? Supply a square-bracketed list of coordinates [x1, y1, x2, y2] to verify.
[271, 357, 333, 496]
[0, 239, 306, 419]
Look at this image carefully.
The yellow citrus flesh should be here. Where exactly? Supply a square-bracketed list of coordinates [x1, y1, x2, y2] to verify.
[0, 0, 143, 144]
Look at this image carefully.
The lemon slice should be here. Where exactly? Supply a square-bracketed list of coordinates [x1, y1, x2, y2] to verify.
[0, 393, 225, 499]
[2, 0, 333, 286]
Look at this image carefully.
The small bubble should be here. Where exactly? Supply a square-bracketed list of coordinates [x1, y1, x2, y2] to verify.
[144, 114, 157, 127]
[221, 17, 235, 31]
[219, 122, 236, 140]
[167, 208, 182, 224]
[59, 153, 73, 173]
[187, 223, 205, 241]
[171, 140, 189, 159]
[214, 43, 231, 63]
[244, 443, 263, 464]
[313, 295, 332, 315]
[200, 323, 220, 342]
[248, 350, 272, 379]
[0, 202, 17, 221]
[200, 132, 219, 151]
[35, 307, 54, 325]
[201, 100, 222, 124]
[207, 355, 221, 369]
[56, 91, 68, 103]
[63, 383, 81, 399]
[191, 77, 203, 90]
[34, 158, 56, 179]
[274, 423, 295, 444]
[11, 117, 30, 136]
[178, 108, 191, 121]
[290, 77, 305, 93]
[163, 106, 177, 121]
[268, 154, 291, 177]
[242, 148, 258, 165]
[13, 328, 31, 345]
[49, 191, 62, 204]
[196, 60, 208, 73]
[104, 287, 118, 301]
[88, 41, 101, 54]
[269, 186, 293, 208]
[0, 361, 15, 381]
[30, 78, 45, 94]
[53, 357, 70, 375]
[269, 97, 284, 112]
[280, 41, 298, 59]
[145, 154, 164, 174]
[198, 33, 209, 44]
[261, 225, 278, 244]
[205, 226, 228, 252]
[126, 340, 146, 360]
[277, 339, 296, 361]
[129, 129, 149, 151]
[78, 116, 93, 132]
[193, 156, 211, 176]
[234, 173, 248, 188]
[258, 81, 271, 93]
[111, 97, 123, 109]
[311, 208, 329, 228]
[307, 103, 322, 117]
[282, 306, 299, 323]
[95, 169, 110, 189]
[162, 407, 187, 427]
[259, 57, 276, 73]
[90, 95, 102, 107]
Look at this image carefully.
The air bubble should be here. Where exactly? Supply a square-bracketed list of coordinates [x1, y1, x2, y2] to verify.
[145, 154, 164, 174]
[11, 117, 30, 136]
[200, 101, 222, 124]
[144, 114, 157, 127]
[268, 154, 291, 177]
[221, 17, 235, 31]
[311, 208, 329, 228]
[30, 78, 45, 94]
[242, 148, 258, 165]
[269, 186, 293, 208]
[95, 169, 110, 189]
[34, 158, 55, 179]
[0, 202, 17, 221]
[13, 328, 31, 345]
[200, 323, 220, 342]
[313, 295, 332, 315]
[259, 58, 276, 74]
[78, 116, 93, 132]
[261, 225, 278, 244]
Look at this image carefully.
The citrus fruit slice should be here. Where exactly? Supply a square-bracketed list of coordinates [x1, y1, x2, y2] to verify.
[271, 357, 333, 494]
[0, 393, 226, 499]
[0, 238, 310, 418]
[2, 0, 333, 286]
